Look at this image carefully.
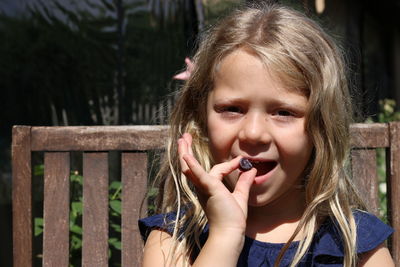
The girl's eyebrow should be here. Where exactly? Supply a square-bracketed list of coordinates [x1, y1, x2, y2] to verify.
[272, 97, 308, 107]
[213, 96, 307, 108]
[213, 97, 245, 103]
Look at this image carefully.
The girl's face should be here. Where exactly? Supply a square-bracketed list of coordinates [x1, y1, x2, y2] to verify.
[206, 49, 313, 207]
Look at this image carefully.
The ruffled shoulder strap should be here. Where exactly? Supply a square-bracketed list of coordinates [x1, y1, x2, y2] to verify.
[354, 210, 394, 253]
[312, 210, 394, 259]
[138, 212, 177, 241]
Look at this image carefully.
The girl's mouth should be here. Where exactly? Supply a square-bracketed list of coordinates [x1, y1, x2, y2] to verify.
[249, 160, 277, 177]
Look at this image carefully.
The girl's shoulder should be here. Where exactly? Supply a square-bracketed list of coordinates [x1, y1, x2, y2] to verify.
[138, 212, 177, 241]
[312, 210, 394, 257]
[353, 210, 394, 252]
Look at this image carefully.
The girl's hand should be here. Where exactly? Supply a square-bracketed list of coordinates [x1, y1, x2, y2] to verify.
[173, 57, 195, 80]
[178, 133, 256, 235]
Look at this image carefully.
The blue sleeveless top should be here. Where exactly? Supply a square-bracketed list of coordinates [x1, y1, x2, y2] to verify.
[139, 211, 393, 266]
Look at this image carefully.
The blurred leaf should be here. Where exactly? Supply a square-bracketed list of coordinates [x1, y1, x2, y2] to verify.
[148, 187, 158, 197]
[109, 237, 122, 250]
[111, 222, 121, 232]
[110, 199, 121, 214]
[71, 201, 83, 215]
[70, 173, 83, 184]
[110, 181, 122, 190]
[70, 224, 83, 235]
[34, 218, 44, 236]
[71, 234, 82, 250]
[34, 165, 44, 176]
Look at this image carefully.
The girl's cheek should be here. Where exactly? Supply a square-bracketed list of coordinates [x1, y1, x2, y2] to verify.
[273, 128, 312, 155]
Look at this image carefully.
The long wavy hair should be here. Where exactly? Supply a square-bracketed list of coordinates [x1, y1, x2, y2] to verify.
[153, 3, 365, 266]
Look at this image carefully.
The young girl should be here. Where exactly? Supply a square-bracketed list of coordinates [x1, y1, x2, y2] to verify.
[139, 3, 394, 266]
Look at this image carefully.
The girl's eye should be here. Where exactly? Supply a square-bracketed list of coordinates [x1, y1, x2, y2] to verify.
[224, 106, 242, 113]
[273, 110, 297, 122]
[276, 110, 293, 116]
[216, 105, 242, 113]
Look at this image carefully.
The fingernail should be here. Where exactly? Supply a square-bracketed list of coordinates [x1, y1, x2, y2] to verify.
[239, 158, 253, 171]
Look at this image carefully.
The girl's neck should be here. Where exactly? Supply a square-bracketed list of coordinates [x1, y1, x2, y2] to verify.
[246, 189, 306, 243]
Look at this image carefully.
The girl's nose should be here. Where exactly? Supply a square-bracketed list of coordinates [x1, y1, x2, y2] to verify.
[238, 113, 272, 145]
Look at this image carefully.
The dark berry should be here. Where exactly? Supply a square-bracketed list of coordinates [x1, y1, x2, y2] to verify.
[239, 158, 253, 171]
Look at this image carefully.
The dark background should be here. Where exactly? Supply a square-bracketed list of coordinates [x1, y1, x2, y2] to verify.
[1, 0, 400, 266]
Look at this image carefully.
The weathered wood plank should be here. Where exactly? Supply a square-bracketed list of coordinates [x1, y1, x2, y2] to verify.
[388, 122, 400, 263]
[12, 126, 33, 267]
[29, 123, 388, 151]
[43, 153, 70, 267]
[350, 123, 389, 148]
[31, 126, 168, 151]
[351, 149, 379, 215]
[121, 152, 148, 267]
[82, 153, 109, 267]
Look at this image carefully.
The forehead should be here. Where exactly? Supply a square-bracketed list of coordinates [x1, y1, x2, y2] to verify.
[212, 48, 307, 98]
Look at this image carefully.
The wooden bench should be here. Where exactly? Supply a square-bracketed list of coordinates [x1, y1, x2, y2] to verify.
[12, 123, 400, 266]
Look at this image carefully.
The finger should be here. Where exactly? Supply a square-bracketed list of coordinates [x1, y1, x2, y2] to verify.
[232, 168, 256, 212]
[182, 133, 194, 156]
[178, 138, 190, 174]
[173, 71, 191, 80]
[209, 156, 242, 180]
[185, 57, 195, 72]
[179, 133, 194, 175]
[184, 57, 191, 65]
[182, 153, 210, 189]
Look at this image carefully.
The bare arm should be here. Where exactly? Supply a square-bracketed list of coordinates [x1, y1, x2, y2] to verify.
[191, 229, 245, 267]
[142, 230, 186, 266]
[142, 228, 246, 267]
[358, 243, 395, 267]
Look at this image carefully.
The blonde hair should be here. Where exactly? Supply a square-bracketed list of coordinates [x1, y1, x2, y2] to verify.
[153, 3, 365, 266]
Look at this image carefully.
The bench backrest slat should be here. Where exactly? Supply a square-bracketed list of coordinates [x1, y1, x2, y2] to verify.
[121, 152, 148, 266]
[351, 149, 379, 215]
[12, 126, 32, 267]
[30, 126, 168, 151]
[43, 152, 70, 267]
[82, 152, 109, 267]
[12, 123, 400, 266]
[388, 122, 400, 261]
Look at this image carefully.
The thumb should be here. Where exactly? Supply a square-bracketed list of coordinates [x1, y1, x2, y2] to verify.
[232, 168, 256, 211]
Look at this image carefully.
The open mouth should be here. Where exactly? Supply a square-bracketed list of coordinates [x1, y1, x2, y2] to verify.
[249, 160, 277, 176]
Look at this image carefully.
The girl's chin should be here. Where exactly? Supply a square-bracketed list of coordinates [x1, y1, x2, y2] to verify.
[247, 195, 273, 208]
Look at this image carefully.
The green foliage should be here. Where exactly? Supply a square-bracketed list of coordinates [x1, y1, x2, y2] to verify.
[376, 99, 400, 122]
[34, 169, 123, 266]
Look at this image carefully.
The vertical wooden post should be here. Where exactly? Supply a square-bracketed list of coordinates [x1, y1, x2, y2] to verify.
[43, 152, 70, 267]
[388, 122, 400, 263]
[12, 126, 33, 267]
[82, 153, 109, 267]
[121, 152, 148, 267]
[351, 149, 379, 215]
